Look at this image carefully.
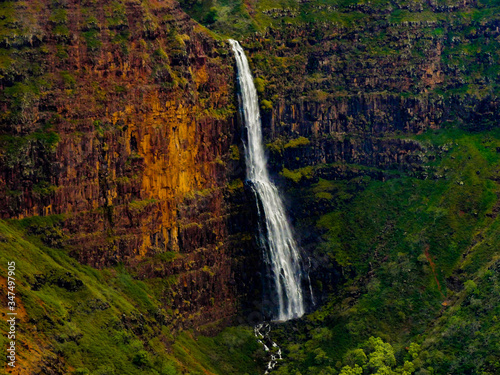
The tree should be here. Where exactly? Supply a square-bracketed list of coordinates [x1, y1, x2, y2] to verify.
[340, 337, 416, 375]
[365, 337, 396, 372]
[340, 364, 363, 375]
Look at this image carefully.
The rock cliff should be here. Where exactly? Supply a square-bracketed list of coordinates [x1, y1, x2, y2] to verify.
[2, 0, 500, 344]
[0, 0, 260, 328]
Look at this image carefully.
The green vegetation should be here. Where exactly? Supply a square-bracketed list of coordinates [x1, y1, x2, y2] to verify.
[270, 128, 500, 374]
[254, 77, 266, 94]
[284, 136, 310, 149]
[229, 144, 240, 160]
[0, 220, 264, 374]
[260, 99, 273, 111]
[228, 178, 244, 192]
[128, 199, 158, 213]
[83, 29, 102, 51]
[60, 71, 76, 88]
[281, 166, 314, 183]
[177, 0, 258, 37]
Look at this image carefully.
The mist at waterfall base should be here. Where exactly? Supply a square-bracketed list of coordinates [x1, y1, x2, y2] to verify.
[229, 39, 313, 322]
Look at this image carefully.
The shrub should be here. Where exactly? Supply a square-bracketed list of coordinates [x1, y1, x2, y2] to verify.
[260, 99, 273, 111]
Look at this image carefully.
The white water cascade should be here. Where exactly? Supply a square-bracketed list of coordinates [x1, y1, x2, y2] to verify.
[255, 323, 282, 374]
[229, 39, 306, 321]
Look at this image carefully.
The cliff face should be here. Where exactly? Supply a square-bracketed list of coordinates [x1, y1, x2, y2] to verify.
[171, 0, 499, 316]
[2, 0, 500, 333]
[223, 1, 500, 291]
[244, 15, 500, 176]
[0, 0, 261, 327]
[217, 0, 497, 150]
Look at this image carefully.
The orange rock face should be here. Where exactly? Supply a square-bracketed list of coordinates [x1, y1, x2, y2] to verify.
[0, 0, 253, 327]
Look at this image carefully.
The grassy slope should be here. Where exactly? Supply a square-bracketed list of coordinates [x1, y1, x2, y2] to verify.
[179, 0, 500, 35]
[269, 127, 500, 374]
[0, 219, 262, 374]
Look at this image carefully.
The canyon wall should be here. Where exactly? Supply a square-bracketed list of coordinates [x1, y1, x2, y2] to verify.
[3, 0, 500, 328]
[0, 0, 261, 327]
[218, 0, 500, 302]
[238, 5, 500, 176]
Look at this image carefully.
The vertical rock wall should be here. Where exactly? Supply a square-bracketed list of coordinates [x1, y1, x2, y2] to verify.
[0, 0, 257, 327]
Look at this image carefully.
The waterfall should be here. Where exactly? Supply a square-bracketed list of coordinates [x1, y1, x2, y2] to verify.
[229, 39, 306, 321]
[255, 323, 282, 374]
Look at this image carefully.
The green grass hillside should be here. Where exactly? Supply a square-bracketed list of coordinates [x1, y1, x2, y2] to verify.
[268, 127, 500, 374]
[0, 219, 263, 374]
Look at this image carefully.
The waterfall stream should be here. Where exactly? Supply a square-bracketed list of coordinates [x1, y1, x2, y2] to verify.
[254, 323, 282, 374]
[229, 39, 306, 321]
